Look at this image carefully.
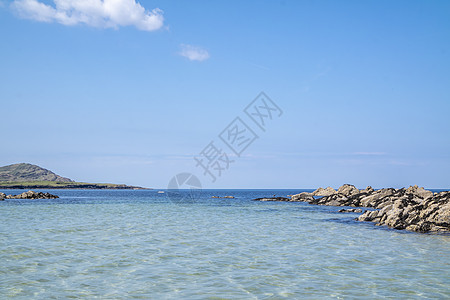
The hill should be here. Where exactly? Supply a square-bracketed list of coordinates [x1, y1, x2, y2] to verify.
[0, 163, 147, 189]
[0, 163, 73, 182]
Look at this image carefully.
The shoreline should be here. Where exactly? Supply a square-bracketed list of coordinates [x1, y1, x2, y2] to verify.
[0, 182, 149, 190]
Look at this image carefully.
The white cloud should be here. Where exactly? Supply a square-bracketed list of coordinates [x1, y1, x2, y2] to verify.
[11, 0, 164, 31]
[179, 44, 210, 61]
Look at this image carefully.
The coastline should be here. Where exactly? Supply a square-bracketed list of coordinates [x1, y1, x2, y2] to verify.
[0, 181, 149, 190]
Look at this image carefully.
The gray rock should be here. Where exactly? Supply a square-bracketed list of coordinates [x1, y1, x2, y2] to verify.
[338, 208, 363, 213]
[291, 192, 314, 202]
[358, 191, 450, 233]
[253, 197, 290, 202]
[360, 188, 395, 207]
[337, 184, 360, 197]
[5, 190, 59, 200]
[312, 187, 336, 197]
[252, 185, 449, 233]
[405, 185, 433, 200]
[360, 186, 374, 194]
[326, 199, 345, 206]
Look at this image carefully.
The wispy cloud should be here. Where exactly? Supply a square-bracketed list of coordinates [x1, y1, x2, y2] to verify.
[10, 0, 164, 31]
[352, 152, 387, 156]
[249, 62, 270, 71]
[179, 44, 210, 61]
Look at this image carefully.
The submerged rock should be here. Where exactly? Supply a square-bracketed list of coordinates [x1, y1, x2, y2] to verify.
[5, 190, 59, 199]
[211, 196, 235, 199]
[338, 208, 364, 213]
[253, 197, 290, 202]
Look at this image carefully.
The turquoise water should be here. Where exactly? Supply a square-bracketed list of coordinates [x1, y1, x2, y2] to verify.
[1, 189, 449, 299]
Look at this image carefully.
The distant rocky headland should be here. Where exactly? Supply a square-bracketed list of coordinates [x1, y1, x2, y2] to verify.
[0, 163, 147, 190]
[255, 184, 450, 234]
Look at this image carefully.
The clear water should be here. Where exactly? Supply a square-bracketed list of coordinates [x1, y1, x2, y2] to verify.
[1, 189, 449, 299]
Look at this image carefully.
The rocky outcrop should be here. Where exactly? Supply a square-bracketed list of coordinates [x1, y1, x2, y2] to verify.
[4, 190, 59, 199]
[358, 191, 450, 233]
[286, 184, 450, 233]
[406, 185, 433, 200]
[254, 197, 291, 202]
[294, 186, 434, 209]
[338, 208, 364, 213]
[337, 184, 360, 197]
[255, 193, 316, 202]
[360, 186, 374, 194]
[312, 187, 336, 196]
[291, 192, 315, 202]
[0, 192, 5, 200]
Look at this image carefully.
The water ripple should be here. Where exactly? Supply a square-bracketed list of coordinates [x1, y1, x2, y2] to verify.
[0, 190, 449, 299]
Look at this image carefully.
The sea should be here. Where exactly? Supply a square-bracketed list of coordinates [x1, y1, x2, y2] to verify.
[1, 189, 449, 299]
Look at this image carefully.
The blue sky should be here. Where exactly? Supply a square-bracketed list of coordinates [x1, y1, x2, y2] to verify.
[1, 0, 449, 189]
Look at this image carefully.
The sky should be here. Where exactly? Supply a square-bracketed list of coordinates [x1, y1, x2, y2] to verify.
[0, 0, 449, 189]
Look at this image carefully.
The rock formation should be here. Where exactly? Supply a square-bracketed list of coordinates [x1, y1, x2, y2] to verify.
[283, 185, 449, 233]
[337, 184, 360, 197]
[291, 192, 315, 202]
[4, 191, 59, 199]
[253, 197, 291, 202]
[358, 191, 449, 233]
[311, 187, 336, 196]
[338, 208, 364, 213]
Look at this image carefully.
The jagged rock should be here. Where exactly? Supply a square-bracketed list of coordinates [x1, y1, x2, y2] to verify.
[291, 192, 314, 202]
[360, 188, 396, 207]
[253, 197, 290, 202]
[254, 185, 448, 233]
[358, 191, 450, 233]
[4, 190, 59, 199]
[317, 194, 348, 206]
[337, 184, 360, 197]
[338, 208, 363, 213]
[360, 186, 374, 194]
[312, 187, 336, 196]
[406, 185, 433, 200]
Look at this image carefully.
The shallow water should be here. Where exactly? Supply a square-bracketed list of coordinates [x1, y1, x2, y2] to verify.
[1, 189, 449, 299]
